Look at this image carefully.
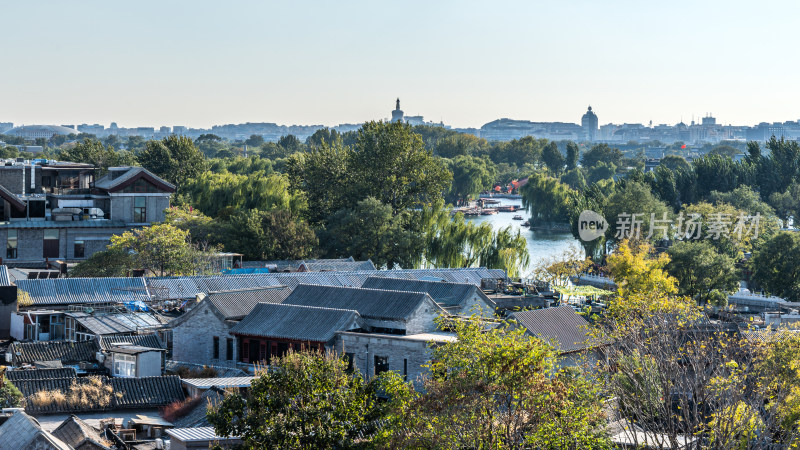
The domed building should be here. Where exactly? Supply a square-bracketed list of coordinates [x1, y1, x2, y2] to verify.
[581, 106, 598, 141]
[4, 124, 78, 140]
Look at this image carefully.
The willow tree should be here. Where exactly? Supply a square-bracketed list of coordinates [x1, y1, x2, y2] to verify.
[520, 173, 576, 227]
[418, 203, 530, 276]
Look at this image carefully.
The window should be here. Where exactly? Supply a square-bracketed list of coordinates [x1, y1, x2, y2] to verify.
[226, 338, 233, 361]
[374, 355, 389, 375]
[133, 197, 147, 222]
[74, 240, 85, 259]
[6, 230, 17, 259]
[213, 336, 220, 359]
[43, 229, 59, 258]
[114, 354, 136, 378]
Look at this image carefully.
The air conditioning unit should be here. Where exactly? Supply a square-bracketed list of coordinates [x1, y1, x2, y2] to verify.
[96, 352, 106, 363]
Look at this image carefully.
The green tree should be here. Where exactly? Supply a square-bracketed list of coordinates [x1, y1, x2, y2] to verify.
[244, 134, 265, 147]
[520, 173, 576, 226]
[603, 181, 671, 244]
[386, 316, 610, 448]
[183, 172, 305, 218]
[560, 167, 587, 191]
[434, 133, 487, 158]
[542, 141, 565, 175]
[321, 197, 423, 269]
[352, 121, 452, 214]
[207, 350, 401, 449]
[68, 247, 135, 278]
[709, 185, 775, 218]
[666, 240, 738, 305]
[58, 138, 136, 175]
[566, 141, 580, 171]
[286, 141, 353, 224]
[586, 161, 617, 185]
[226, 209, 318, 261]
[447, 155, 496, 205]
[305, 128, 342, 148]
[109, 223, 209, 276]
[138, 135, 207, 188]
[751, 231, 800, 301]
[0, 379, 23, 408]
[581, 143, 623, 169]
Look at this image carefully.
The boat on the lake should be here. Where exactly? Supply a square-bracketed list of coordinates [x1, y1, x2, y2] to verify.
[512, 215, 524, 220]
[481, 209, 498, 215]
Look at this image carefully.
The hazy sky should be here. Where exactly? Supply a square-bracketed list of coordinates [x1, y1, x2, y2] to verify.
[2, 1, 798, 129]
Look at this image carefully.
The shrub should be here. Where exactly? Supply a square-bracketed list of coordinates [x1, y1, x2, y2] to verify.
[161, 396, 203, 422]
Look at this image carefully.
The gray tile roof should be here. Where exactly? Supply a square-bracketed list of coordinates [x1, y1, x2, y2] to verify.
[5, 368, 77, 382]
[148, 268, 506, 300]
[9, 340, 100, 366]
[0, 184, 26, 211]
[231, 303, 361, 342]
[203, 286, 293, 320]
[362, 277, 492, 308]
[13, 375, 184, 414]
[16, 277, 149, 306]
[110, 376, 185, 409]
[66, 311, 163, 336]
[94, 166, 176, 191]
[283, 284, 437, 322]
[169, 389, 226, 428]
[510, 306, 592, 353]
[99, 333, 164, 351]
[0, 411, 71, 450]
[51, 415, 111, 450]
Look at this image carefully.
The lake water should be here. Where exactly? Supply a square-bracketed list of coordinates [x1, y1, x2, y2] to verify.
[464, 197, 581, 275]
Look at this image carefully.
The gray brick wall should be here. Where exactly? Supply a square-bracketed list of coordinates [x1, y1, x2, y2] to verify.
[336, 333, 435, 388]
[17, 229, 43, 260]
[171, 301, 238, 368]
[404, 299, 441, 334]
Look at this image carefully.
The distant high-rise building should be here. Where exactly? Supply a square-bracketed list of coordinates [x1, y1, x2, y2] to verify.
[0, 122, 13, 134]
[702, 114, 716, 126]
[391, 98, 404, 123]
[581, 106, 599, 141]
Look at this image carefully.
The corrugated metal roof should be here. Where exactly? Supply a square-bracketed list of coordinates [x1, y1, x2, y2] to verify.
[299, 260, 376, 272]
[510, 306, 592, 353]
[0, 265, 11, 286]
[231, 303, 361, 342]
[17, 277, 149, 306]
[166, 427, 239, 443]
[181, 377, 255, 389]
[204, 286, 292, 319]
[67, 311, 163, 335]
[283, 285, 436, 322]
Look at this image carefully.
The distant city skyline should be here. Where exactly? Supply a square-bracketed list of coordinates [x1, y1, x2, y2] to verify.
[3, 1, 800, 128]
